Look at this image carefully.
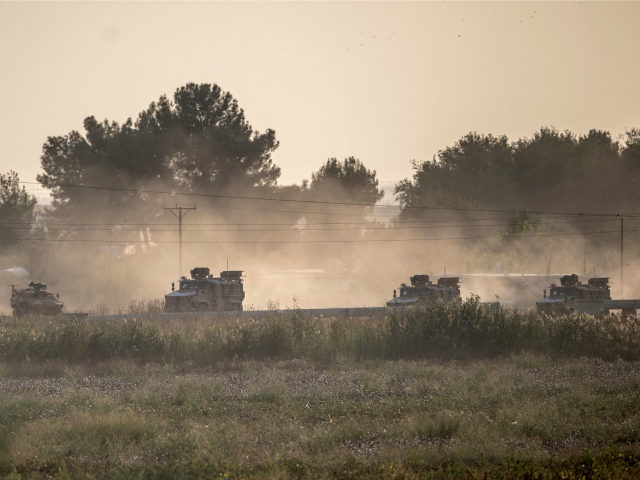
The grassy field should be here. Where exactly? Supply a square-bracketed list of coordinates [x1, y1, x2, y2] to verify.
[1, 301, 639, 479]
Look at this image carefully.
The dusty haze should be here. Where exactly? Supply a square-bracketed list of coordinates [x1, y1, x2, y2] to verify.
[0, 2, 639, 312]
[1, 193, 638, 314]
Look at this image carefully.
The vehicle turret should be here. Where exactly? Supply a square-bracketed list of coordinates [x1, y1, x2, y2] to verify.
[190, 267, 210, 280]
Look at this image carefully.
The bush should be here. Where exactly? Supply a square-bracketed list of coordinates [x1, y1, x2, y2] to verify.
[0, 300, 638, 364]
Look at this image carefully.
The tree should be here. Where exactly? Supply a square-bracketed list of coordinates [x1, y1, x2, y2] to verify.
[621, 129, 640, 201]
[512, 127, 627, 213]
[504, 211, 540, 237]
[397, 127, 640, 220]
[395, 132, 513, 219]
[0, 171, 37, 249]
[622, 129, 640, 166]
[136, 83, 280, 192]
[307, 157, 384, 205]
[511, 127, 576, 206]
[37, 83, 280, 222]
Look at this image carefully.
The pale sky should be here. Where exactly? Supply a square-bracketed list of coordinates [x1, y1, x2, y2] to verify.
[1, 1, 639, 202]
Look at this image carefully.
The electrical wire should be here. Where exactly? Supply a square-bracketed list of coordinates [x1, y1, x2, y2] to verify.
[0, 217, 628, 233]
[21, 181, 638, 217]
[4, 212, 636, 228]
[1, 228, 638, 245]
[0, 215, 576, 227]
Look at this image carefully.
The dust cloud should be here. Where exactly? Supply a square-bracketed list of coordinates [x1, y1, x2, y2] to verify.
[1, 187, 638, 314]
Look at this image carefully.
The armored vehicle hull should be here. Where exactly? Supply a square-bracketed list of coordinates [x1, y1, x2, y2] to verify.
[536, 274, 610, 314]
[165, 267, 245, 312]
[387, 275, 461, 306]
[10, 282, 63, 317]
[535, 275, 639, 316]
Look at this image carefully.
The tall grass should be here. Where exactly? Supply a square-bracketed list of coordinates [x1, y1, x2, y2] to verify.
[0, 298, 638, 364]
[1, 358, 639, 478]
[86, 298, 165, 316]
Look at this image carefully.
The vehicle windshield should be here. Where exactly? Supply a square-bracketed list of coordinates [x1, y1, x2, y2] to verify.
[180, 280, 207, 290]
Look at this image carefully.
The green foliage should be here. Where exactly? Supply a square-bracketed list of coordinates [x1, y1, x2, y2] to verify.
[307, 156, 384, 205]
[395, 132, 513, 213]
[37, 83, 280, 223]
[621, 128, 640, 200]
[1, 357, 640, 478]
[396, 127, 638, 219]
[504, 211, 540, 236]
[3, 452, 640, 479]
[1, 300, 638, 364]
[0, 171, 37, 250]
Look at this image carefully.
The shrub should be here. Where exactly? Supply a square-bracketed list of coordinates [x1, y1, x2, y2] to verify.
[0, 300, 638, 364]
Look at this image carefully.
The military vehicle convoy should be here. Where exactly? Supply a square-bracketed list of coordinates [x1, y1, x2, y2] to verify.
[164, 267, 245, 312]
[536, 274, 640, 315]
[387, 274, 461, 306]
[10, 282, 64, 317]
[6, 268, 636, 317]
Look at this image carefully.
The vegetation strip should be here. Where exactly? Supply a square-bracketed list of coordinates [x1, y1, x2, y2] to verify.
[1, 299, 639, 364]
[2, 451, 640, 479]
[1, 357, 639, 478]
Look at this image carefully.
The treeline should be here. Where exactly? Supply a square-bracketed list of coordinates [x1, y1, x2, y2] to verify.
[0, 82, 638, 262]
[396, 128, 640, 218]
[1, 82, 638, 233]
[35, 83, 383, 228]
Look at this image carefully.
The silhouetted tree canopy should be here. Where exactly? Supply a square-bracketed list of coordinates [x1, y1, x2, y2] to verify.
[307, 157, 384, 204]
[621, 128, 640, 196]
[396, 127, 639, 222]
[0, 171, 37, 249]
[395, 133, 513, 211]
[37, 83, 280, 221]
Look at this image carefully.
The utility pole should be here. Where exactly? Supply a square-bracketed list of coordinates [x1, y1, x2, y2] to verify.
[620, 214, 624, 298]
[164, 203, 197, 277]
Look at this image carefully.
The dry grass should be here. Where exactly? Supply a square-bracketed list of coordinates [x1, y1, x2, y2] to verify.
[1, 299, 639, 365]
[1, 301, 639, 478]
[0, 356, 639, 478]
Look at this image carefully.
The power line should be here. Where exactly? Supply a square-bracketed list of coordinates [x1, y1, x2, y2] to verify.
[178, 200, 397, 218]
[31, 194, 394, 219]
[21, 181, 638, 217]
[4, 213, 637, 228]
[0, 215, 566, 227]
[192, 201, 640, 220]
[0, 217, 629, 233]
[3, 228, 639, 245]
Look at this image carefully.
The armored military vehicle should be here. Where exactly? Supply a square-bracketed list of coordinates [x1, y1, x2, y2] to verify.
[536, 274, 611, 314]
[387, 274, 461, 306]
[10, 282, 64, 317]
[164, 267, 245, 312]
[536, 274, 639, 315]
